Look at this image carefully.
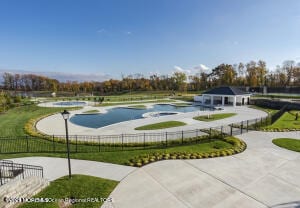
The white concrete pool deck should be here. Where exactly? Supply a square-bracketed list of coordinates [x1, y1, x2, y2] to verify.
[36, 104, 267, 135]
[103, 131, 300, 208]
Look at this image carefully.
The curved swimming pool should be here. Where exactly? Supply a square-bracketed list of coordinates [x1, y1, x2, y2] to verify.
[54, 101, 87, 106]
[70, 104, 212, 128]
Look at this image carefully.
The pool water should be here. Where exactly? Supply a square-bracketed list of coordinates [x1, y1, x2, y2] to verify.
[54, 101, 87, 106]
[70, 104, 211, 128]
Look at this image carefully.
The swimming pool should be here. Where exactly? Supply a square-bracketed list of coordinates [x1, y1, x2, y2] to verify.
[70, 104, 212, 128]
[54, 101, 87, 106]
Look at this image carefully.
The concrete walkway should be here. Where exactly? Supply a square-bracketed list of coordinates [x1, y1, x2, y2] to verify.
[10, 157, 136, 182]
[103, 131, 300, 208]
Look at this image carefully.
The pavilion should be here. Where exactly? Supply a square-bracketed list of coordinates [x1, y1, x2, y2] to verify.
[194, 86, 252, 107]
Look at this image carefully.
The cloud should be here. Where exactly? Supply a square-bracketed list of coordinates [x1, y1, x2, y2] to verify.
[173, 65, 191, 74]
[173, 64, 210, 76]
[193, 64, 210, 72]
[125, 31, 132, 35]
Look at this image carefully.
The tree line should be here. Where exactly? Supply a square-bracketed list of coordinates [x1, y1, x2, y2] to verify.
[1, 60, 299, 94]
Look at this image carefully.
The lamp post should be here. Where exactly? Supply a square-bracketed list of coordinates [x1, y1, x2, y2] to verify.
[61, 109, 72, 179]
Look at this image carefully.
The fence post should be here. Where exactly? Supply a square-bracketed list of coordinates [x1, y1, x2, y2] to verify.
[240, 121, 243, 134]
[182, 130, 184, 144]
[98, 136, 101, 152]
[143, 133, 146, 149]
[209, 128, 212, 140]
[0, 169, 2, 185]
[26, 136, 29, 152]
[121, 134, 124, 151]
[75, 135, 78, 153]
[196, 129, 198, 137]
[230, 124, 233, 136]
[246, 120, 249, 132]
[165, 132, 168, 147]
[220, 126, 223, 138]
[21, 164, 24, 179]
[255, 118, 258, 130]
[52, 134, 55, 152]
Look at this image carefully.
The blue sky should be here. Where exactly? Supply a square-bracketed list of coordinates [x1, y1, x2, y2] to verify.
[0, 0, 299, 78]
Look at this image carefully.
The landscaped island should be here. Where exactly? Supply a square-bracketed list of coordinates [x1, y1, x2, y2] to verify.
[134, 121, 187, 130]
[272, 138, 300, 152]
[193, 113, 236, 121]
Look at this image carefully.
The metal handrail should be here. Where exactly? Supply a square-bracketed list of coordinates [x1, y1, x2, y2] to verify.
[0, 160, 44, 186]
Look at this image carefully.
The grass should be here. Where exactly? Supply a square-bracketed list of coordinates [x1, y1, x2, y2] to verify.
[263, 110, 300, 130]
[248, 105, 279, 116]
[193, 113, 236, 122]
[171, 96, 194, 102]
[20, 175, 118, 208]
[253, 94, 300, 99]
[82, 109, 100, 114]
[135, 121, 186, 130]
[172, 102, 192, 107]
[0, 139, 234, 165]
[96, 99, 175, 106]
[0, 105, 79, 137]
[272, 138, 300, 152]
[126, 105, 147, 109]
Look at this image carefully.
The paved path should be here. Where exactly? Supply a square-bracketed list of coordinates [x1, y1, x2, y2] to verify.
[103, 131, 300, 208]
[10, 157, 136, 182]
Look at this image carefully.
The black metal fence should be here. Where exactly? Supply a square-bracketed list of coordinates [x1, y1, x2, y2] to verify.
[0, 160, 44, 186]
[0, 115, 272, 154]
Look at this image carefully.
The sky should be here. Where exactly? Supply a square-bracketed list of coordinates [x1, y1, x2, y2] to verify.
[0, 0, 300, 80]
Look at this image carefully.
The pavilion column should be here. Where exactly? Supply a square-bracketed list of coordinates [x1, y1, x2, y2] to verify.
[222, 96, 225, 106]
[233, 96, 236, 107]
[210, 95, 214, 106]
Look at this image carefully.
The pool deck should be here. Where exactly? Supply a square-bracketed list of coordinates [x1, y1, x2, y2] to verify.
[36, 104, 267, 136]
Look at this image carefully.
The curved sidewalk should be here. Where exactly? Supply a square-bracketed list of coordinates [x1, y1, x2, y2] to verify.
[10, 157, 136, 182]
[103, 131, 300, 208]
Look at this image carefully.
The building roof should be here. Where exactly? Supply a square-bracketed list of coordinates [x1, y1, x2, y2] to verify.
[202, 86, 250, 95]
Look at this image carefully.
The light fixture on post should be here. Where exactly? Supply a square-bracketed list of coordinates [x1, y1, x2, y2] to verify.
[61, 109, 72, 179]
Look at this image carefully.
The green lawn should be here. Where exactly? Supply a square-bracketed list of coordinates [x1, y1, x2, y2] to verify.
[135, 121, 186, 130]
[253, 94, 300, 99]
[193, 113, 236, 122]
[171, 96, 194, 102]
[272, 138, 300, 152]
[97, 99, 175, 106]
[263, 111, 300, 130]
[82, 109, 100, 114]
[20, 175, 118, 208]
[0, 105, 79, 137]
[127, 105, 147, 109]
[172, 103, 192, 107]
[248, 105, 279, 116]
[0, 138, 237, 165]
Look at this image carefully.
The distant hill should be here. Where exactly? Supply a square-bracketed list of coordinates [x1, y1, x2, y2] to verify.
[0, 69, 111, 83]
